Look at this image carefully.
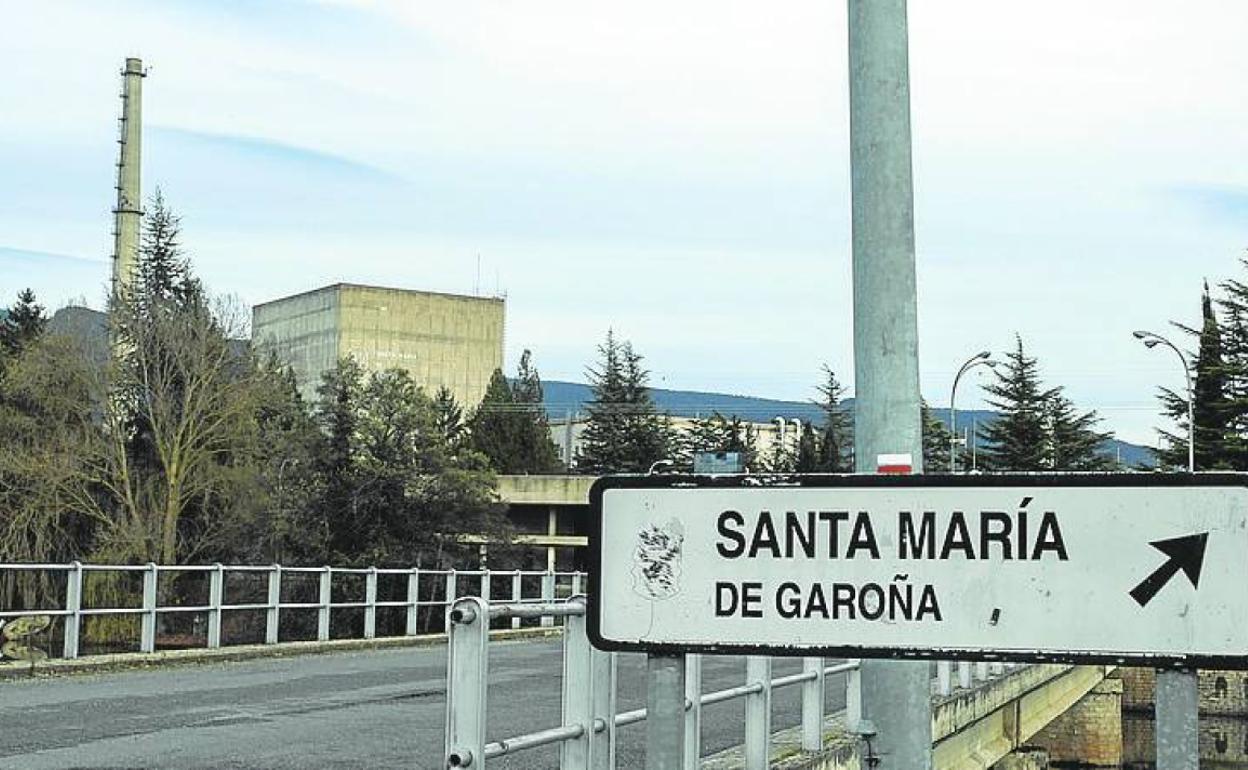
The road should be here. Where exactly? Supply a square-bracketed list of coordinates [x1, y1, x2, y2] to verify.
[0, 639, 850, 769]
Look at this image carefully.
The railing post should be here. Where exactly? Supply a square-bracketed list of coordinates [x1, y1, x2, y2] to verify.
[646, 654, 686, 770]
[364, 566, 377, 640]
[801, 657, 824, 752]
[541, 570, 555, 628]
[937, 661, 952, 696]
[845, 664, 862, 733]
[140, 562, 158, 653]
[510, 571, 522, 630]
[406, 568, 420, 636]
[62, 561, 83, 659]
[207, 563, 224, 649]
[445, 596, 488, 769]
[561, 597, 611, 769]
[318, 566, 332, 642]
[266, 564, 281, 645]
[572, 572, 583, 596]
[959, 660, 973, 689]
[744, 656, 772, 770]
[683, 653, 702, 770]
[594, 649, 618, 770]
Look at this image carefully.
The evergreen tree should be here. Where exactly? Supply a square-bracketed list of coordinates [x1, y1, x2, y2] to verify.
[433, 386, 466, 447]
[467, 354, 560, 474]
[1153, 279, 1233, 469]
[1045, 393, 1115, 470]
[814, 367, 853, 472]
[980, 336, 1113, 471]
[1157, 281, 1233, 469]
[508, 350, 560, 473]
[468, 370, 523, 472]
[724, 417, 759, 471]
[978, 336, 1056, 472]
[1218, 258, 1248, 469]
[131, 189, 199, 308]
[0, 289, 48, 358]
[576, 331, 673, 474]
[794, 421, 820, 472]
[310, 361, 505, 567]
[679, 412, 734, 470]
[921, 401, 953, 473]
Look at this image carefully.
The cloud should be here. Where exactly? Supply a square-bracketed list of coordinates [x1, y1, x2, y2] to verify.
[0, 247, 108, 309]
[151, 127, 403, 183]
[1170, 185, 1248, 225]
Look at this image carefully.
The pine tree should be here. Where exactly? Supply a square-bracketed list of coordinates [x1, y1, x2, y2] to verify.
[814, 367, 853, 472]
[0, 289, 47, 358]
[794, 421, 820, 472]
[508, 350, 560, 473]
[724, 417, 759, 471]
[468, 369, 522, 472]
[577, 332, 673, 474]
[921, 401, 953, 473]
[467, 353, 560, 474]
[680, 412, 736, 470]
[433, 386, 466, 447]
[1046, 393, 1114, 470]
[1218, 258, 1248, 469]
[1156, 281, 1232, 470]
[978, 336, 1056, 472]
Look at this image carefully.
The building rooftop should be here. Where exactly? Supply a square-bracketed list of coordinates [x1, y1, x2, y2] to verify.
[253, 282, 505, 310]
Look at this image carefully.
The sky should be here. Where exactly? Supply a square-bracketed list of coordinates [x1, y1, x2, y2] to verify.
[2, 0, 1246, 445]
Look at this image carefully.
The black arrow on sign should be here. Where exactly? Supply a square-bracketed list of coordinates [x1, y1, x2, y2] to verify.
[1129, 532, 1209, 608]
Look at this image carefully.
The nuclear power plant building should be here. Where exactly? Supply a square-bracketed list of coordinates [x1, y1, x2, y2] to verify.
[253, 283, 505, 408]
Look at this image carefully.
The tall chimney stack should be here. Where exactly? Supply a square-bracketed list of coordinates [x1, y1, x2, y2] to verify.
[111, 57, 145, 299]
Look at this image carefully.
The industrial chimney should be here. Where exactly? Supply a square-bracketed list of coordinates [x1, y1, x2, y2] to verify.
[111, 57, 145, 299]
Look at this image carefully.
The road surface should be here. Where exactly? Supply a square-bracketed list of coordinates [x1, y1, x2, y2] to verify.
[0, 638, 849, 769]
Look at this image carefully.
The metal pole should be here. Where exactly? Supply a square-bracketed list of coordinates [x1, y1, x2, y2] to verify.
[1156, 668, 1199, 770]
[848, 0, 932, 767]
[140, 562, 157, 653]
[950, 353, 991, 473]
[683, 654, 703, 770]
[1133, 331, 1201, 769]
[645, 653, 685, 770]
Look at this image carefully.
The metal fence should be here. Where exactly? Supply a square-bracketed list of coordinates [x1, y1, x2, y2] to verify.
[443, 596, 1020, 769]
[0, 562, 585, 660]
[444, 595, 864, 770]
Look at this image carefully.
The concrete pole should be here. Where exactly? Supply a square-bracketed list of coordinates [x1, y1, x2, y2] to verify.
[112, 57, 145, 300]
[847, 1, 932, 768]
[645, 653, 685, 769]
[1156, 668, 1199, 769]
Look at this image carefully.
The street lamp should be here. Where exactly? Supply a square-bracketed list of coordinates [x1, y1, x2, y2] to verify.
[1133, 330, 1195, 472]
[950, 351, 995, 473]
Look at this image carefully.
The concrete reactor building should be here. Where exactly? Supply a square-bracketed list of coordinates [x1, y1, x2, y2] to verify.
[252, 283, 505, 408]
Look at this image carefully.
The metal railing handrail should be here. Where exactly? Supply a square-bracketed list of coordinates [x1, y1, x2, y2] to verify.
[0, 562, 587, 660]
[444, 597, 1016, 769]
[445, 595, 865, 770]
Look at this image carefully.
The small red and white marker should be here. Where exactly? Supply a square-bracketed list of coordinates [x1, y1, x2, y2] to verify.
[876, 453, 913, 475]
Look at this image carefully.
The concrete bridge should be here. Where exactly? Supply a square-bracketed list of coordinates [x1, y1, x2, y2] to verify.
[0, 634, 1123, 769]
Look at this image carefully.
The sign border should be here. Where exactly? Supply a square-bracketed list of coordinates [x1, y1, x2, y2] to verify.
[587, 472, 1248, 670]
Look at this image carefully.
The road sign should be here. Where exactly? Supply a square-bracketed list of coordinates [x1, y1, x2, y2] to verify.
[587, 473, 1248, 668]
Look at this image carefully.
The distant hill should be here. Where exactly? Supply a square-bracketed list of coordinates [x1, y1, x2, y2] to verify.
[541, 380, 1156, 469]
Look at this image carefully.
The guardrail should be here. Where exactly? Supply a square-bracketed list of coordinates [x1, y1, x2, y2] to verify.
[444, 595, 863, 770]
[0, 562, 585, 660]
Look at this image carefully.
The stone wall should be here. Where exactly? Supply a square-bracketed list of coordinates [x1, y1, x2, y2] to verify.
[1027, 678, 1122, 766]
[1119, 666, 1248, 765]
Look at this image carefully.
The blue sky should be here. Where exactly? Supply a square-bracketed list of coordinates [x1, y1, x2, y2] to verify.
[2, 0, 1246, 445]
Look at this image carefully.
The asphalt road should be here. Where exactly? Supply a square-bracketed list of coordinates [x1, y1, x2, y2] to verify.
[0, 639, 849, 769]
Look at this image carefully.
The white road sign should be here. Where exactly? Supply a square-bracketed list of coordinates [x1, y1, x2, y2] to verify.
[587, 474, 1248, 668]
